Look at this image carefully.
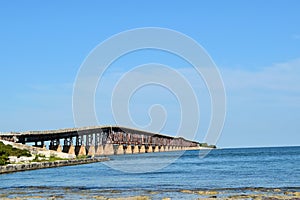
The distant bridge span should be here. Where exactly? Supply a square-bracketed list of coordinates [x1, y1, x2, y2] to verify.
[0, 126, 202, 156]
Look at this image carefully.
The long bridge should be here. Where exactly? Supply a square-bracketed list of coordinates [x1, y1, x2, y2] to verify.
[0, 126, 201, 156]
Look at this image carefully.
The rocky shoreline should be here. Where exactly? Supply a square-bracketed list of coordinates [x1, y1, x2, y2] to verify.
[0, 157, 109, 174]
[0, 187, 299, 199]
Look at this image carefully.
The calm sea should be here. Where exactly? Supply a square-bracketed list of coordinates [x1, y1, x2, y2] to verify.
[1, 146, 299, 199]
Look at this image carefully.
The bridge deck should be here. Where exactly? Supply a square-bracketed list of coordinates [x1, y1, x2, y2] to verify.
[0, 126, 201, 156]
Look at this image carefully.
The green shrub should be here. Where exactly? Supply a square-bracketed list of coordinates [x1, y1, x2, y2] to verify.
[0, 158, 7, 165]
[0, 141, 32, 165]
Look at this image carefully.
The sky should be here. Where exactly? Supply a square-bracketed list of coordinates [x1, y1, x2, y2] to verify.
[0, 1, 299, 148]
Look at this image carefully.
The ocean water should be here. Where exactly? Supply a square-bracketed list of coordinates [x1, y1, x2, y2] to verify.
[1, 146, 299, 199]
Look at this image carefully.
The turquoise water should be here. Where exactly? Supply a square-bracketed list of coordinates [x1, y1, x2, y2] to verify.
[1, 146, 299, 198]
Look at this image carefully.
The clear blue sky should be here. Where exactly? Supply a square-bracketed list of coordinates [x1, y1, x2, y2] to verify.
[0, 1, 299, 147]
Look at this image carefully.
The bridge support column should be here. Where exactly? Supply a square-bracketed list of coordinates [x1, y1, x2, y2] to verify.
[147, 145, 152, 153]
[152, 145, 158, 152]
[125, 145, 133, 154]
[95, 145, 104, 156]
[139, 145, 145, 153]
[87, 145, 95, 156]
[157, 146, 161, 152]
[49, 145, 62, 152]
[103, 144, 114, 155]
[63, 144, 75, 155]
[75, 145, 86, 156]
[115, 145, 124, 155]
[132, 145, 139, 154]
[163, 146, 168, 151]
[159, 146, 163, 152]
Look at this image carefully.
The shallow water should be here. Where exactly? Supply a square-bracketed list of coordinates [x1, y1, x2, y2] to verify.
[1, 146, 299, 199]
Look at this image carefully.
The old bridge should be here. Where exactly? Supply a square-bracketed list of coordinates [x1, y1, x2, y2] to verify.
[0, 126, 201, 156]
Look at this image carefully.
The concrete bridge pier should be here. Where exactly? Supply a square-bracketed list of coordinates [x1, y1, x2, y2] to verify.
[163, 146, 168, 151]
[157, 145, 161, 152]
[139, 145, 145, 153]
[133, 145, 139, 154]
[62, 144, 75, 155]
[125, 145, 133, 154]
[152, 145, 158, 152]
[95, 145, 104, 156]
[103, 144, 114, 155]
[75, 145, 86, 156]
[164, 145, 170, 151]
[158, 145, 165, 152]
[49, 139, 61, 152]
[147, 145, 152, 153]
[62, 137, 75, 155]
[157, 146, 162, 152]
[49, 144, 62, 152]
[114, 144, 124, 155]
[87, 145, 95, 156]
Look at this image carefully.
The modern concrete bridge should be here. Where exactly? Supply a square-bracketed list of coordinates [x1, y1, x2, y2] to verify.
[0, 126, 201, 156]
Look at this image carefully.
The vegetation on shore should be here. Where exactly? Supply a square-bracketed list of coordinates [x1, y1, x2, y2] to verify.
[31, 154, 68, 162]
[199, 143, 217, 148]
[0, 141, 92, 166]
[0, 141, 31, 165]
